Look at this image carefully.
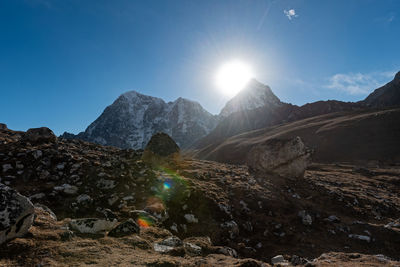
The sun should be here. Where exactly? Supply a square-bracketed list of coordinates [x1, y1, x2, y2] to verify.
[216, 60, 254, 96]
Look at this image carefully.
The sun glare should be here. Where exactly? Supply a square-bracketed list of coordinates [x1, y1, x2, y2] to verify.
[216, 60, 254, 96]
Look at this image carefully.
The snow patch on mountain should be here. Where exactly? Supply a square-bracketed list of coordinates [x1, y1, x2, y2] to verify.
[219, 79, 282, 117]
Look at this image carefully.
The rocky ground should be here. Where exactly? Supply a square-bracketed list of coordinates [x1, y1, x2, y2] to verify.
[1, 125, 400, 266]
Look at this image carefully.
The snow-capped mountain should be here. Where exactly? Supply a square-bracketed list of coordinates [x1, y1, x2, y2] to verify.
[219, 79, 282, 117]
[61, 91, 218, 149]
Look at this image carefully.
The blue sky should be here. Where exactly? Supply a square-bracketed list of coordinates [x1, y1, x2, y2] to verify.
[1, 0, 399, 135]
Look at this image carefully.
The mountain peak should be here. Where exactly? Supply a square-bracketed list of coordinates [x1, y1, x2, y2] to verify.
[395, 71, 400, 81]
[219, 79, 282, 117]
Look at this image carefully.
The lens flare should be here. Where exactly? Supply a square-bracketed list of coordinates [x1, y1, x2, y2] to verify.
[137, 217, 151, 227]
[216, 60, 254, 96]
[163, 181, 171, 190]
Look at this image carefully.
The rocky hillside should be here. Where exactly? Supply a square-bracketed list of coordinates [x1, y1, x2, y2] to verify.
[61, 91, 218, 149]
[1, 126, 400, 266]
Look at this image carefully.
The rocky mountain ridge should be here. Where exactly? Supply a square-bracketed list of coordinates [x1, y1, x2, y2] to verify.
[61, 71, 400, 152]
[193, 71, 400, 150]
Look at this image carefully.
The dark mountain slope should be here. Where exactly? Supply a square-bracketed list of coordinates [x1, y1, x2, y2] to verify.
[193, 108, 400, 164]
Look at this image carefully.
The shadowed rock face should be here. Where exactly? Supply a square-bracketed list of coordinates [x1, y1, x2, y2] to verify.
[144, 132, 180, 157]
[0, 183, 35, 245]
[246, 136, 311, 178]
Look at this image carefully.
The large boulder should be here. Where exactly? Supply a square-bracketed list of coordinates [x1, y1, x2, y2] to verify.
[246, 136, 311, 178]
[144, 132, 180, 157]
[0, 183, 35, 245]
[0, 123, 7, 130]
[22, 127, 57, 144]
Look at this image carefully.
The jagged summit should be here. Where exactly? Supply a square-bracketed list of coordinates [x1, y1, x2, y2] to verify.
[395, 71, 400, 81]
[219, 79, 282, 117]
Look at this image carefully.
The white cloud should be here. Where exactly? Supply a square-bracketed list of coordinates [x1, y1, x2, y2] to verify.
[326, 71, 396, 95]
[284, 9, 298, 20]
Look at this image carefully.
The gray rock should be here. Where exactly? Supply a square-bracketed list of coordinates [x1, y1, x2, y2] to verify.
[184, 213, 198, 223]
[34, 204, 57, 221]
[108, 219, 140, 237]
[247, 136, 311, 178]
[69, 218, 118, 234]
[153, 243, 175, 253]
[96, 178, 116, 190]
[214, 246, 238, 258]
[54, 184, 78, 195]
[271, 255, 287, 265]
[2, 164, 13, 173]
[184, 242, 202, 255]
[384, 219, 400, 229]
[0, 183, 35, 245]
[298, 210, 312, 226]
[76, 194, 92, 205]
[221, 220, 240, 239]
[348, 234, 371, 242]
[325, 215, 340, 223]
[32, 150, 43, 159]
[159, 236, 183, 247]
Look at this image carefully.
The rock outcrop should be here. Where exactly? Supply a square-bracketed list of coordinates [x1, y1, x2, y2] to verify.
[22, 127, 57, 144]
[144, 132, 180, 157]
[0, 183, 35, 245]
[246, 137, 311, 178]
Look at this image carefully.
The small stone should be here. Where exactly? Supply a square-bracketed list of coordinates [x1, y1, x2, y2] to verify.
[348, 234, 371, 242]
[325, 215, 340, 223]
[96, 179, 116, 190]
[2, 164, 13, 173]
[184, 214, 198, 223]
[69, 218, 118, 234]
[76, 194, 92, 204]
[29, 193, 46, 200]
[298, 210, 312, 226]
[184, 242, 202, 255]
[271, 255, 286, 265]
[33, 150, 43, 159]
[56, 163, 65, 170]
